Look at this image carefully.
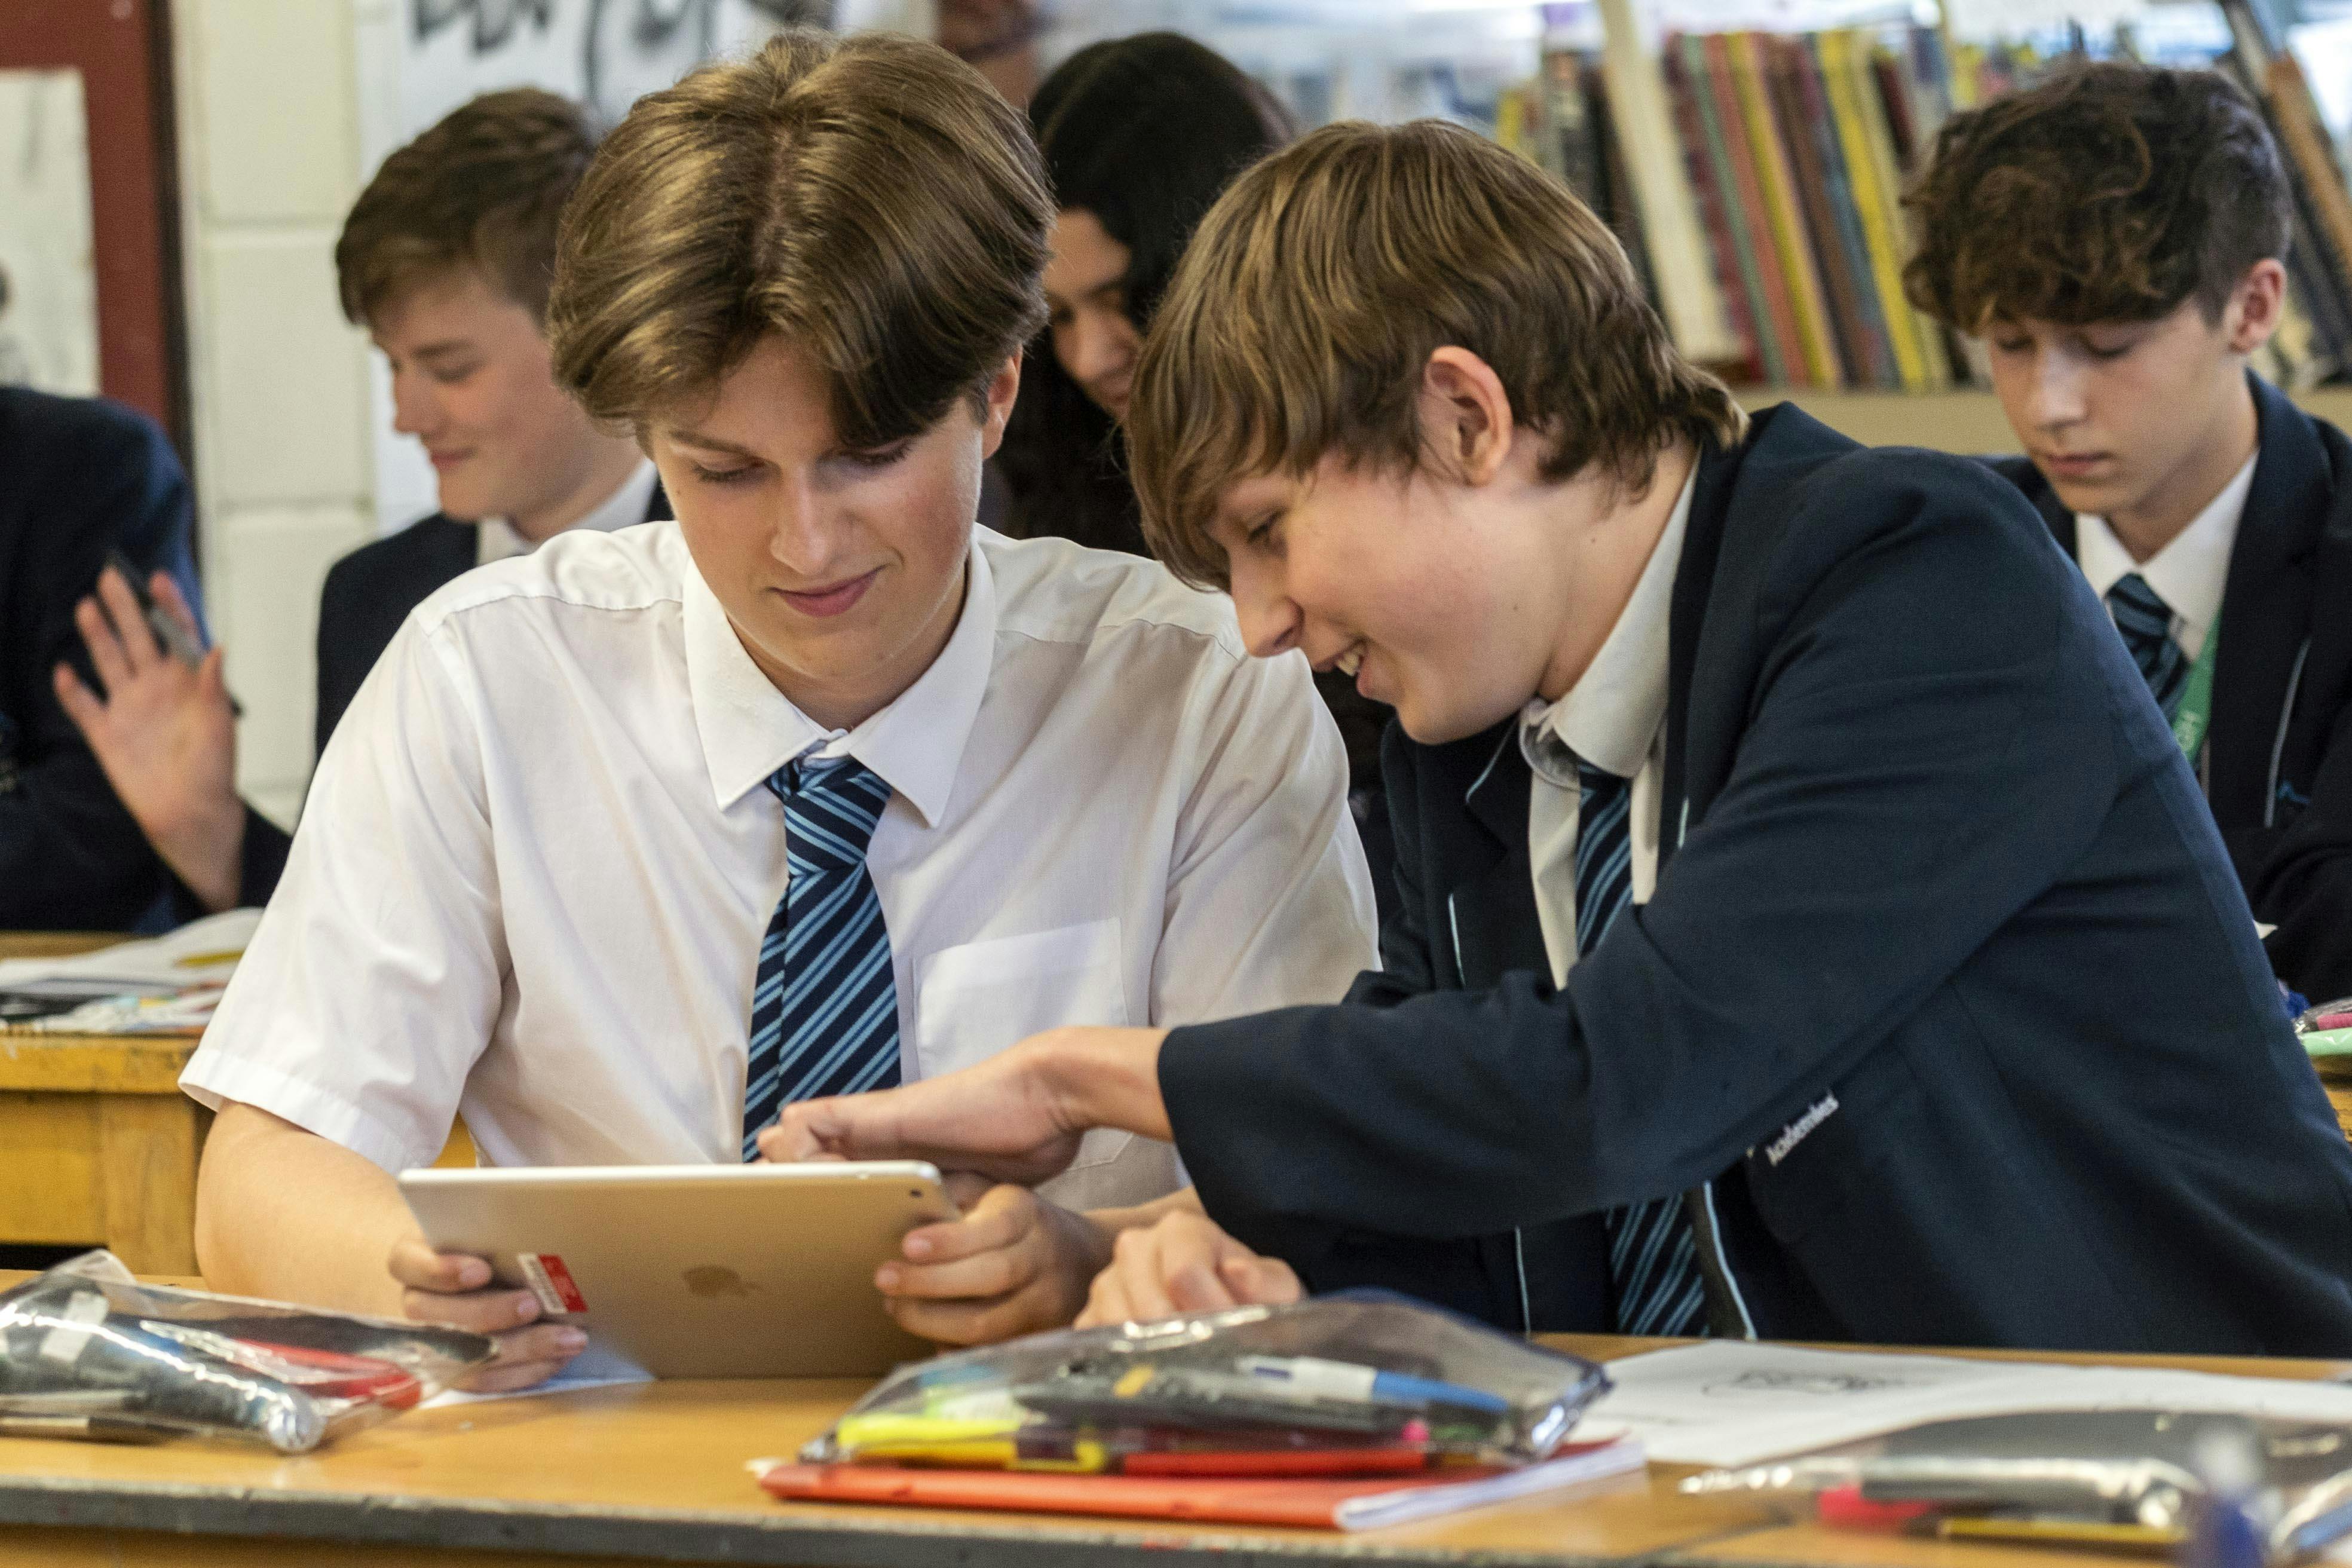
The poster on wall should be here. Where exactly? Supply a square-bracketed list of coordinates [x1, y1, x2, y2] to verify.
[0, 68, 100, 397]
[394, 0, 941, 140]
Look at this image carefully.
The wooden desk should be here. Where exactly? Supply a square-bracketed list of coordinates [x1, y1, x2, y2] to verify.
[2317, 1061, 2352, 1143]
[0, 1319, 1763, 1568]
[0, 933, 206, 1274]
[1, 934, 479, 1276]
[0, 1311, 2344, 1568]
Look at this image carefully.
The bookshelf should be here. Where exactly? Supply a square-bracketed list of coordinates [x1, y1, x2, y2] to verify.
[1741, 385, 2352, 452]
[1499, 0, 2352, 406]
[1031, 2, 2352, 450]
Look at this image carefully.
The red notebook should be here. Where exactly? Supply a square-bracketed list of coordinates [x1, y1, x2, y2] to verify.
[752, 1438, 1644, 1532]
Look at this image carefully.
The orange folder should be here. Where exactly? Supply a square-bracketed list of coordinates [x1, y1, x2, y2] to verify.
[754, 1439, 1643, 1531]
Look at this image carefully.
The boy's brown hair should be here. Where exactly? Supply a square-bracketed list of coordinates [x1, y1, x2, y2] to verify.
[547, 29, 1052, 448]
[334, 88, 596, 329]
[1904, 62, 2292, 333]
[1128, 118, 1742, 590]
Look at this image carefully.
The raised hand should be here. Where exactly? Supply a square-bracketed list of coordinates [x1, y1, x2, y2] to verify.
[53, 567, 246, 911]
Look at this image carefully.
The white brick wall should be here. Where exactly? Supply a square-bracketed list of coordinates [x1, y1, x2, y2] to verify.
[173, 0, 375, 828]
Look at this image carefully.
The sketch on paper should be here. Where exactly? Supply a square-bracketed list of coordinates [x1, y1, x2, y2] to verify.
[0, 69, 100, 396]
[584, 0, 834, 123]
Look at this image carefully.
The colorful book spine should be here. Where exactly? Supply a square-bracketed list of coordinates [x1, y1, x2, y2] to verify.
[1729, 30, 1842, 387]
[1667, 33, 1772, 382]
[1697, 31, 1806, 384]
[1788, 36, 1897, 387]
[1765, 34, 1871, 387]
[1864, 41, 1955, 386]
[1817, 29, 1933, 390]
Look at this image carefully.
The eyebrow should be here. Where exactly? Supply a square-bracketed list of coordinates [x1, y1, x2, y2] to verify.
[406, 340, 480, 362]
[663, 428, 761, 458]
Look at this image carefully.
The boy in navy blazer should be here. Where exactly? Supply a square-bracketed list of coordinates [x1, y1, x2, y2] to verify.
[0, 388, 200, 929]
[1907, 62, 2352, 1004]
[768, 118, 2352, 1355]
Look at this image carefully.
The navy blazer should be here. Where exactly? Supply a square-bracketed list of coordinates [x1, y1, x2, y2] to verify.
[1162, 405, 2352, 1356]
[1993, 373, 2352, 1002]
[230, 486, 673, 908]
[0, 390, 200, 930]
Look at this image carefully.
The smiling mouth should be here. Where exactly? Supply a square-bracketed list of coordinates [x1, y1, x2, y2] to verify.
[776, 569, 880, 619]
[1316, 641, 1366, 679]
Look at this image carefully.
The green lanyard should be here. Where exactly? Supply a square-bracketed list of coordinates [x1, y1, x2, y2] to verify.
[2171, 620, 2221, 762]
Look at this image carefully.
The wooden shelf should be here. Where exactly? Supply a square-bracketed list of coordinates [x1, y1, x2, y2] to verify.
[1737, 385, 2352, 455]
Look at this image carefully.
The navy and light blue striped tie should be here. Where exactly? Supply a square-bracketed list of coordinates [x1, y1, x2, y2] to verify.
[741, 753, 901, 1161]
[1575, 756, 1709, 1338]
[2106, 572, 2188, 721]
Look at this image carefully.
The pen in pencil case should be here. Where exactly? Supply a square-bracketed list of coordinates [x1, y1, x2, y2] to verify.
[1235, 1355, 1511, 1418]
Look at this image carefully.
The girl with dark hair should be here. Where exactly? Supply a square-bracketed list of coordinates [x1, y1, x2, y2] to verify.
[998, 31, 1398, 925]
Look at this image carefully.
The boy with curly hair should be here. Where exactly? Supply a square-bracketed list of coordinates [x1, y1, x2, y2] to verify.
[1906, 61, 2352, 1004]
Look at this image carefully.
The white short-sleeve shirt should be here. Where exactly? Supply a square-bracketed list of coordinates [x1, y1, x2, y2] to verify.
[183, 522, 1377, 1211]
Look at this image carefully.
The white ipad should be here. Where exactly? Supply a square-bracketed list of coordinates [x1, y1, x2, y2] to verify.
[397, 1162, 955, 1379]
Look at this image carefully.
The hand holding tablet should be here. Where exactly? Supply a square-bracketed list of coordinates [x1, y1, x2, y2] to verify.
[398, 1162, 956, 1380]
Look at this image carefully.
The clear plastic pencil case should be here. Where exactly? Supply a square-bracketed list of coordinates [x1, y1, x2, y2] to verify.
[0, 1250, 495, 1453]
[803, 1291, 1611, 1475]
[1682, 1410, 2352, 1561]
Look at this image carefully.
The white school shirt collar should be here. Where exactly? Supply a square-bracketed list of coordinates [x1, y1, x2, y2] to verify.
[476, 458, 661, 567]
[2073, 450, 2255, 663]
[1520, 464, 1698, 784]
[681, 530, 995, 829]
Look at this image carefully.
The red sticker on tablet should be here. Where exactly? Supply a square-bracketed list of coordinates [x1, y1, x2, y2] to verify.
[517, 1252, 589, 1315]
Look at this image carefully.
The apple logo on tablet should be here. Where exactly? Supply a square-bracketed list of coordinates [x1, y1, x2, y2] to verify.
[683, 1266, 758, 1299]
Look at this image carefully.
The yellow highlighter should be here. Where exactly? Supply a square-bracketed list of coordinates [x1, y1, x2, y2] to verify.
[832, 1413, 1110, 1474]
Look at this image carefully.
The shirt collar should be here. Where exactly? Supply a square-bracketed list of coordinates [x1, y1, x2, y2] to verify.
[2074, 450, 2254, 654]
[476, 459, 661, 567]
[683, 531, 996, 828]
[1520, 464, 1696, 783]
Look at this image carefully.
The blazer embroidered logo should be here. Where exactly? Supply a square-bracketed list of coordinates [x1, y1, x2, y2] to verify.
[1765, 1094, 1840, 1166]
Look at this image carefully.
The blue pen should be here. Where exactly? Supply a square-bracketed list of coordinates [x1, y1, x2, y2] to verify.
[1235, 1354, 1509, 1416]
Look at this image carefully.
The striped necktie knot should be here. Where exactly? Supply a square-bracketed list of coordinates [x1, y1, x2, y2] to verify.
[2105, 572, 2188, 719]
[768, 754, 892, 874]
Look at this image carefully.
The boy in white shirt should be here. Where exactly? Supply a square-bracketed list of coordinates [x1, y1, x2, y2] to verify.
[182, 30, 1374, 1388]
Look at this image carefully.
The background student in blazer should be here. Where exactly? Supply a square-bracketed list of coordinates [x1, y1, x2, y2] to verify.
[0, 388, 201, 930]
[56, 90, 665, 919]
[1906, 62, 2352, 1004]
[181, 32, 1374, 1391]
[772, 119, 2352, 1356]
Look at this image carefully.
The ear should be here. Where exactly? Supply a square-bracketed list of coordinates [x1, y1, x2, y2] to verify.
[1416, 347, 1516, 486]
[2226, 259, 2288, 356]
[978, 351, 1024, 461]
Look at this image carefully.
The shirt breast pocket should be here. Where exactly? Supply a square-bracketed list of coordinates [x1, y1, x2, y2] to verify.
[914, 918, 1133, 1174]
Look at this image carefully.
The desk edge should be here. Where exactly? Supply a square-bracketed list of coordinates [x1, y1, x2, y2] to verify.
[0, 1472, 1645, 1568]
